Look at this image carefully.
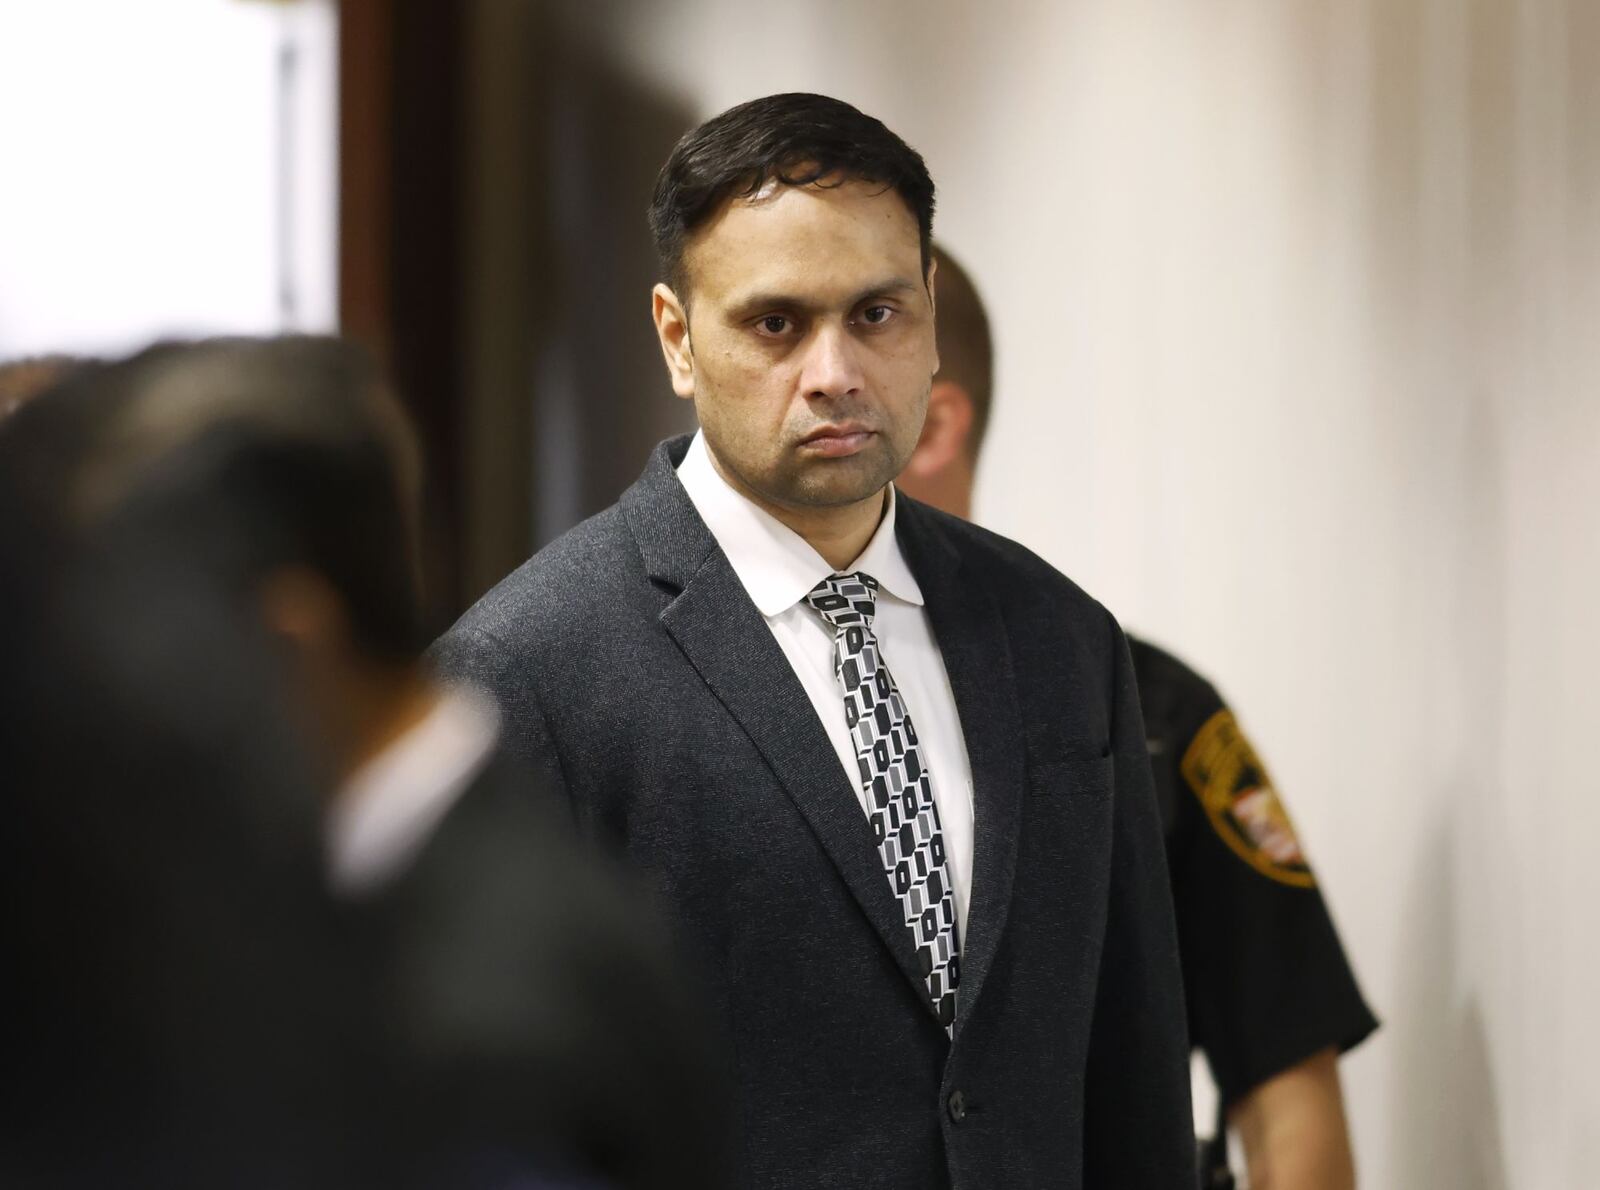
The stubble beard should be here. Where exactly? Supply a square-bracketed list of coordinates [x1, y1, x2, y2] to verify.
[776, 447, 900, 510]
[704, 422, 902, 520]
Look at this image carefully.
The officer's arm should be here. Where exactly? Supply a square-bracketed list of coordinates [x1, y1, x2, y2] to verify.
[1228, 1046, 1356, 1190]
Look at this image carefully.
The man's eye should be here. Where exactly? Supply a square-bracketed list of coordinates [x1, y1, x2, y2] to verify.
[757, 315, 792, 335]
[860, 305, 894, 326]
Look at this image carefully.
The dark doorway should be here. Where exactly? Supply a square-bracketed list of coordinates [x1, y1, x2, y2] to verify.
[339, 1, 697, 620]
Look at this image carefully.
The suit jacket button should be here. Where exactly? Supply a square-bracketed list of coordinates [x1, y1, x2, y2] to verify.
[947, 1090, 967, 1123]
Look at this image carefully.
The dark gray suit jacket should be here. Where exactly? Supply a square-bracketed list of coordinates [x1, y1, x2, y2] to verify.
[431, 436, 1194, 1189]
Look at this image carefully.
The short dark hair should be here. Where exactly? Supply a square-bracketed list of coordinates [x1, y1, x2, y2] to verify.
[930, 244, 994, 460]
[30, 337, 428, 664]
[648, 92, 936, 297]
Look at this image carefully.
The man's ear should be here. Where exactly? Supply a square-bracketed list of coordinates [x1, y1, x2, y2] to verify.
[652, 283, 696, 400]
[259, 566, 349, 654]
[925, 256, 940, 375]
[905, 378, 974, 479]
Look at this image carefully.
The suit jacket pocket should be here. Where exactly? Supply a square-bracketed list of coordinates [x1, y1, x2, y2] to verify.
[1029, 751, 1114, 799]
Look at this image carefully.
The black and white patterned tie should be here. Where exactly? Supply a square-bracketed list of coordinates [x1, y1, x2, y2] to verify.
[805, 571, 960, 1029]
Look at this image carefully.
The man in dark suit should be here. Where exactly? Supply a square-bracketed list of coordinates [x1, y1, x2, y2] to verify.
[1, 338, 724, 1188]
[433, 93, 1193, 1188]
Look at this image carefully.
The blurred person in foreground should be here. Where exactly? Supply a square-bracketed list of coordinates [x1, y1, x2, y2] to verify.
[433, 93, 1193, 1188]
[0, 338, 727, 1189]
[0, 355, 368, 1187]
[895, 245, 1379, 1190]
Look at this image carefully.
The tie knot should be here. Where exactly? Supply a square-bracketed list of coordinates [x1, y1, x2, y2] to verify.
[804, 571, 879, 629]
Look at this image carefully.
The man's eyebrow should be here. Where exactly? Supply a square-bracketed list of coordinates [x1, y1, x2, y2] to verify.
[725, 277, 922, 317]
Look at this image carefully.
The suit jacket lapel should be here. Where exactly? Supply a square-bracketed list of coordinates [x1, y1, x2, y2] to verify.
[621, 439, 936, 1016]
[897, 501, 1027, 1040]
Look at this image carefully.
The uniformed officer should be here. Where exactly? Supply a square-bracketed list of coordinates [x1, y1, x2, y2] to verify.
[897, 244, 1379, 1189]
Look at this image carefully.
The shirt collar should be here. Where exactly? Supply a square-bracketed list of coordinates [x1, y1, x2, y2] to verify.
[327, 684, 500, 896]
[676, 430, 924, 618]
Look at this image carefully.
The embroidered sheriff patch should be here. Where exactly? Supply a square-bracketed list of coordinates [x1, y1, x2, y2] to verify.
[1181, 709, 1315, 888]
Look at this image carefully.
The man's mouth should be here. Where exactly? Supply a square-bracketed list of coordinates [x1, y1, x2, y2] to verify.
[798, 424, 875, 458]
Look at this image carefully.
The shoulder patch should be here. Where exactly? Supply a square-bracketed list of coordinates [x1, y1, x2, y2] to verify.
[1180, 709, 1315, 888]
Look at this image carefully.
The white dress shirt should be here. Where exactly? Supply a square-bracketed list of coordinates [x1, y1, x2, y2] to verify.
[326, 684, 500, 896]
[676, 432, 976, 941]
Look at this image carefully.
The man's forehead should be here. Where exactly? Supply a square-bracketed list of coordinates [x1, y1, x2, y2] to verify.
[683, 179, 922, 301]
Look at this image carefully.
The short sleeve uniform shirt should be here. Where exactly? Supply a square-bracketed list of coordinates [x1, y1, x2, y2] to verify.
[1130, 636, 1379, 1104]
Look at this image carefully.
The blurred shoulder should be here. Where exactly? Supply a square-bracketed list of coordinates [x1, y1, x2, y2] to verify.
[1126, 636, 1228, 758]
[1126, 637, 1221, 704]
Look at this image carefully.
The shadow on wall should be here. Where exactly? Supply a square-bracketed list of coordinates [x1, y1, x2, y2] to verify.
[1388, 387, 1509, 1190]
[1389, 820, 1511, 1190]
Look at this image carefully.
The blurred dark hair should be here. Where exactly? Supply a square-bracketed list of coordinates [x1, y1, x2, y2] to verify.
[930, 244, 995, 460]
[648, 92, 936, 297]
[36, 336, 428, 665]
[0, 353, 94, 422]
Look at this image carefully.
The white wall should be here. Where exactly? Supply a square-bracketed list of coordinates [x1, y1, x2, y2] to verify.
[588, 0, 1599, 1183]
[0, 0, 337, 357]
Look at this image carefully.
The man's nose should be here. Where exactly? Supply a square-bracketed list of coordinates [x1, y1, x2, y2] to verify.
[798, 323, 866, 400]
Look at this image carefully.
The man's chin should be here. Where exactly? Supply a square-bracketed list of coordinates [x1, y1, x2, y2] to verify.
[781, 455, 899, 510]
